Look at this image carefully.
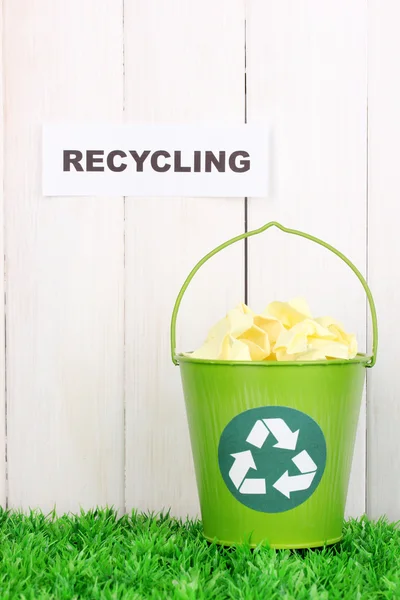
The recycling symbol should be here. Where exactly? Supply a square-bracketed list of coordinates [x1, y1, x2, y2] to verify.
[218, 406, 327, 513]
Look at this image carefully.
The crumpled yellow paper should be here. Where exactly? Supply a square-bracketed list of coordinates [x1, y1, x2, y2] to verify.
[185, 299, 358, 362]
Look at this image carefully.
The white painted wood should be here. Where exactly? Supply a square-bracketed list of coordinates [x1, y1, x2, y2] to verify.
[2, 0, 394, 520]
[124, 0, 245, 517]
[3, 0, 125, 512]
[246, 0, 368, 516]
[0, 0, 6, 508]
[367, 0, 400, 520]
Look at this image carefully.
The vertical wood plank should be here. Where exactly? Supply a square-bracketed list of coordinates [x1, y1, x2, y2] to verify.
[3, 0, 125, 512]
[0, 0, 6, 507]
[368, 0, 400, 520]
[124, 0, 245, 517]
[247, 0, 368, 516]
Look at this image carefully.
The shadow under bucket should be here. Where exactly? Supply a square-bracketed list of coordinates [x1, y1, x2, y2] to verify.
[171, 222, 378, 549]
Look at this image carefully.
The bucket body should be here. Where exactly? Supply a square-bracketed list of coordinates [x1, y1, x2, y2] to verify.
[179, 358, 366, 549]
[172, 222, 377, 549]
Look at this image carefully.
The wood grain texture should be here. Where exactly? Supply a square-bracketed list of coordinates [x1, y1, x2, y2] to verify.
[367, 0, 400, 520]
[124, 0, 245, 517]
[0, 0, 6, 507]
[3, 0, 125, 512]
[1, 0, 391, 520]
[246, 0, 368, 516]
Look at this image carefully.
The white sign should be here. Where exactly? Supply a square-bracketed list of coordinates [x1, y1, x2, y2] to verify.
[42, 124, 269, 197]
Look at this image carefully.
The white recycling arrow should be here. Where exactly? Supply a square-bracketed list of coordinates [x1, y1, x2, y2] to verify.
[273, 449, 318, 498]
[263, 418, 299, 450]
[292, 449, 317, 474]
[239, 478, 266, 494]
[273, 471, 316, 499]
[229, 450, 257, 489]
[246, 420, 269, 448]
[229, 420, 318, 499]
[229, 451, 266, 494]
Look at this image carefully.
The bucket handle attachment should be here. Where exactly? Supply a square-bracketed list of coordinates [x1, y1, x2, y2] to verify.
[170, 221, 378, 368]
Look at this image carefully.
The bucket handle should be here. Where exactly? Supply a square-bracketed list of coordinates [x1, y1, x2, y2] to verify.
[170, 221, 378, 368]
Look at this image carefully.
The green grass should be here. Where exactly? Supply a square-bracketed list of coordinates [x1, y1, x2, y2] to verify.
[0, 510, 397, 599]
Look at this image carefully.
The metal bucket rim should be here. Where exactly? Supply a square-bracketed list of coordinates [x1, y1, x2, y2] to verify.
[176, 352, 371, 367]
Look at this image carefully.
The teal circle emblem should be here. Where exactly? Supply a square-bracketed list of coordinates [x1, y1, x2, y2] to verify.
[218, 406, 327, 513]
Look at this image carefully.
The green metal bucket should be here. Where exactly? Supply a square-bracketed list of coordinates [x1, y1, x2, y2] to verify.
[170, 222, 378, 549]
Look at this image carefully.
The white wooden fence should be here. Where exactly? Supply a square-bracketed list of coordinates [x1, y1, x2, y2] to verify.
[0, 0, 398, 520]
